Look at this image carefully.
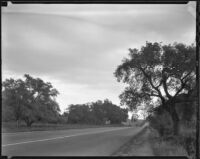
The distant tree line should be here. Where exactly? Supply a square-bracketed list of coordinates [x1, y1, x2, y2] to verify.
[2, 75, 128, 127]
[66, 99, 128, 125]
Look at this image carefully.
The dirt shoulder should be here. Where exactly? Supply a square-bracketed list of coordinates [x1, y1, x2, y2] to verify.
[112, 126, 154, 156]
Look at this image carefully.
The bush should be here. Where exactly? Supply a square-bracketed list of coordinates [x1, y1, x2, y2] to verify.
[2, 106, 16, 122]
[174, 132, 196, 159]
[148, 110, 173, 137]
[148, 106, 196, 159]
[152, 138, 188, 156]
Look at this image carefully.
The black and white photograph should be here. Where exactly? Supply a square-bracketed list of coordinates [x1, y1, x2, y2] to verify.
[1, 1, 198, 158]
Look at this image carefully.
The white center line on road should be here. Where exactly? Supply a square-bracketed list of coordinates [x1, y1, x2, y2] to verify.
[2, 127, 131, 147]
[2, 127, 126, 136]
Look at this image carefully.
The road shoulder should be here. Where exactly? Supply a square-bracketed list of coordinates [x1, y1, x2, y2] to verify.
[112, 126, 154, 156]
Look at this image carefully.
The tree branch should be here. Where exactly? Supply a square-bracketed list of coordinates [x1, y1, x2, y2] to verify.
[139, 66, 165, 104]
[146, 92, 160, 98]
[181, 71, 193, 82]
[174, 71, 193, 97]
[163, 78, 172, 99]
[156, 79, 163, 88]
[161, 68, 172, 99]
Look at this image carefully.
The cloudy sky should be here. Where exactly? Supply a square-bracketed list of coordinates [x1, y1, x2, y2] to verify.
[2, 2, 196, 113]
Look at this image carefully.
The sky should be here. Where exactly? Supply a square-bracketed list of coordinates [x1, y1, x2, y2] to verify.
[2, 2, 196, 115]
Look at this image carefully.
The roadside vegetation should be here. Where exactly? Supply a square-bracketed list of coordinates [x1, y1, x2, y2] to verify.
[114, 42, 196, 158]
[2, 75, 128, 132]
[2, 121, 125, 133]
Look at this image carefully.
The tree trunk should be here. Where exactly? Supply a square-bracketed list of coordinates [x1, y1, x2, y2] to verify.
[170, 104, 180, 135]
[172, 113, 180, 135]
[26, 121, 34, 127]
[165, 102, 180, 135]
[24, 118, 34, 127]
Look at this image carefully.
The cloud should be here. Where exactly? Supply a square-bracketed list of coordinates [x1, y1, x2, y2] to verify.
[2, 4, 196, 112]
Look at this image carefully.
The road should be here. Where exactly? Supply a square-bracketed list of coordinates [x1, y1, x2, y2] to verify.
[2, 126, 144, 156]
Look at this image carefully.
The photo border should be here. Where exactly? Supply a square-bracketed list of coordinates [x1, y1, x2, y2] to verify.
[1, 1, 199, 159]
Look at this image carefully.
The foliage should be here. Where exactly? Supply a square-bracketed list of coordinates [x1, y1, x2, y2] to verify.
[2, 74, 60, 127]
[67, 99, 128, 124]
[175, 94, 197, 122]
[147, 109, 173, 137]
[114, 42, 196, 135]
[68, 104, 91, 124]
[175, 134, 196, 159]
[151, 136, 188, 157]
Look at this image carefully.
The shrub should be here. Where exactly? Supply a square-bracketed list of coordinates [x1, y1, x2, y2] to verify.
[175, 132, 196, 159]
[152, 135, 188, 156]
[148, 110, 173, 137]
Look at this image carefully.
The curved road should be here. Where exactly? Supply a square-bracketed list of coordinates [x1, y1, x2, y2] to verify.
[2, 126, 144, 156]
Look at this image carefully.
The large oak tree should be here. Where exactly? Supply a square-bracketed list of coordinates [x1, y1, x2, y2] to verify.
[114, 42, 196, 135]
[2, 74, 60, 127]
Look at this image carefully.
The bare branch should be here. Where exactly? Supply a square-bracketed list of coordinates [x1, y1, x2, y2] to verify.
[163, 78, 172, 99]
[174, 71, 193, 97]
[138, 66, 165, 103]
[145, 92, 160, 98]
[156, 79, 163, 88]
[161, 68, 172, 99]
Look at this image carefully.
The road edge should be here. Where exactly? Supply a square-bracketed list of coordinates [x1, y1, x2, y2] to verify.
[111, 125, 153, 156]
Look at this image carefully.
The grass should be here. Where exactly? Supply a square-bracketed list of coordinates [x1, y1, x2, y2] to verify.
[150, 137, 188, 156]
[112, 124, 154, 156]
[2, 121, 127, 133]
[149, 122, 196, 159]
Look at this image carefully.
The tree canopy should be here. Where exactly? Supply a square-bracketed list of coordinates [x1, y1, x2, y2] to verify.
[67, 99, 128, 124]
[114, 42, 196, 134]
[2, 74, 61, 126]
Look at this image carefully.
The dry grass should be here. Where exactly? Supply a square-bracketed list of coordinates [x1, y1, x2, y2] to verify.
[2, 121, 126, 133]
[152, 138, 188, 156]
[149, 125, 195, 159]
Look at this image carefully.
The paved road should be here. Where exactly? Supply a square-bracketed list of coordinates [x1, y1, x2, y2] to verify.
[2, 126, 144, 156]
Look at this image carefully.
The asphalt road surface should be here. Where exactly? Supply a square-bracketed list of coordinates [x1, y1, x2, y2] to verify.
[2, 126, 144, 156]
